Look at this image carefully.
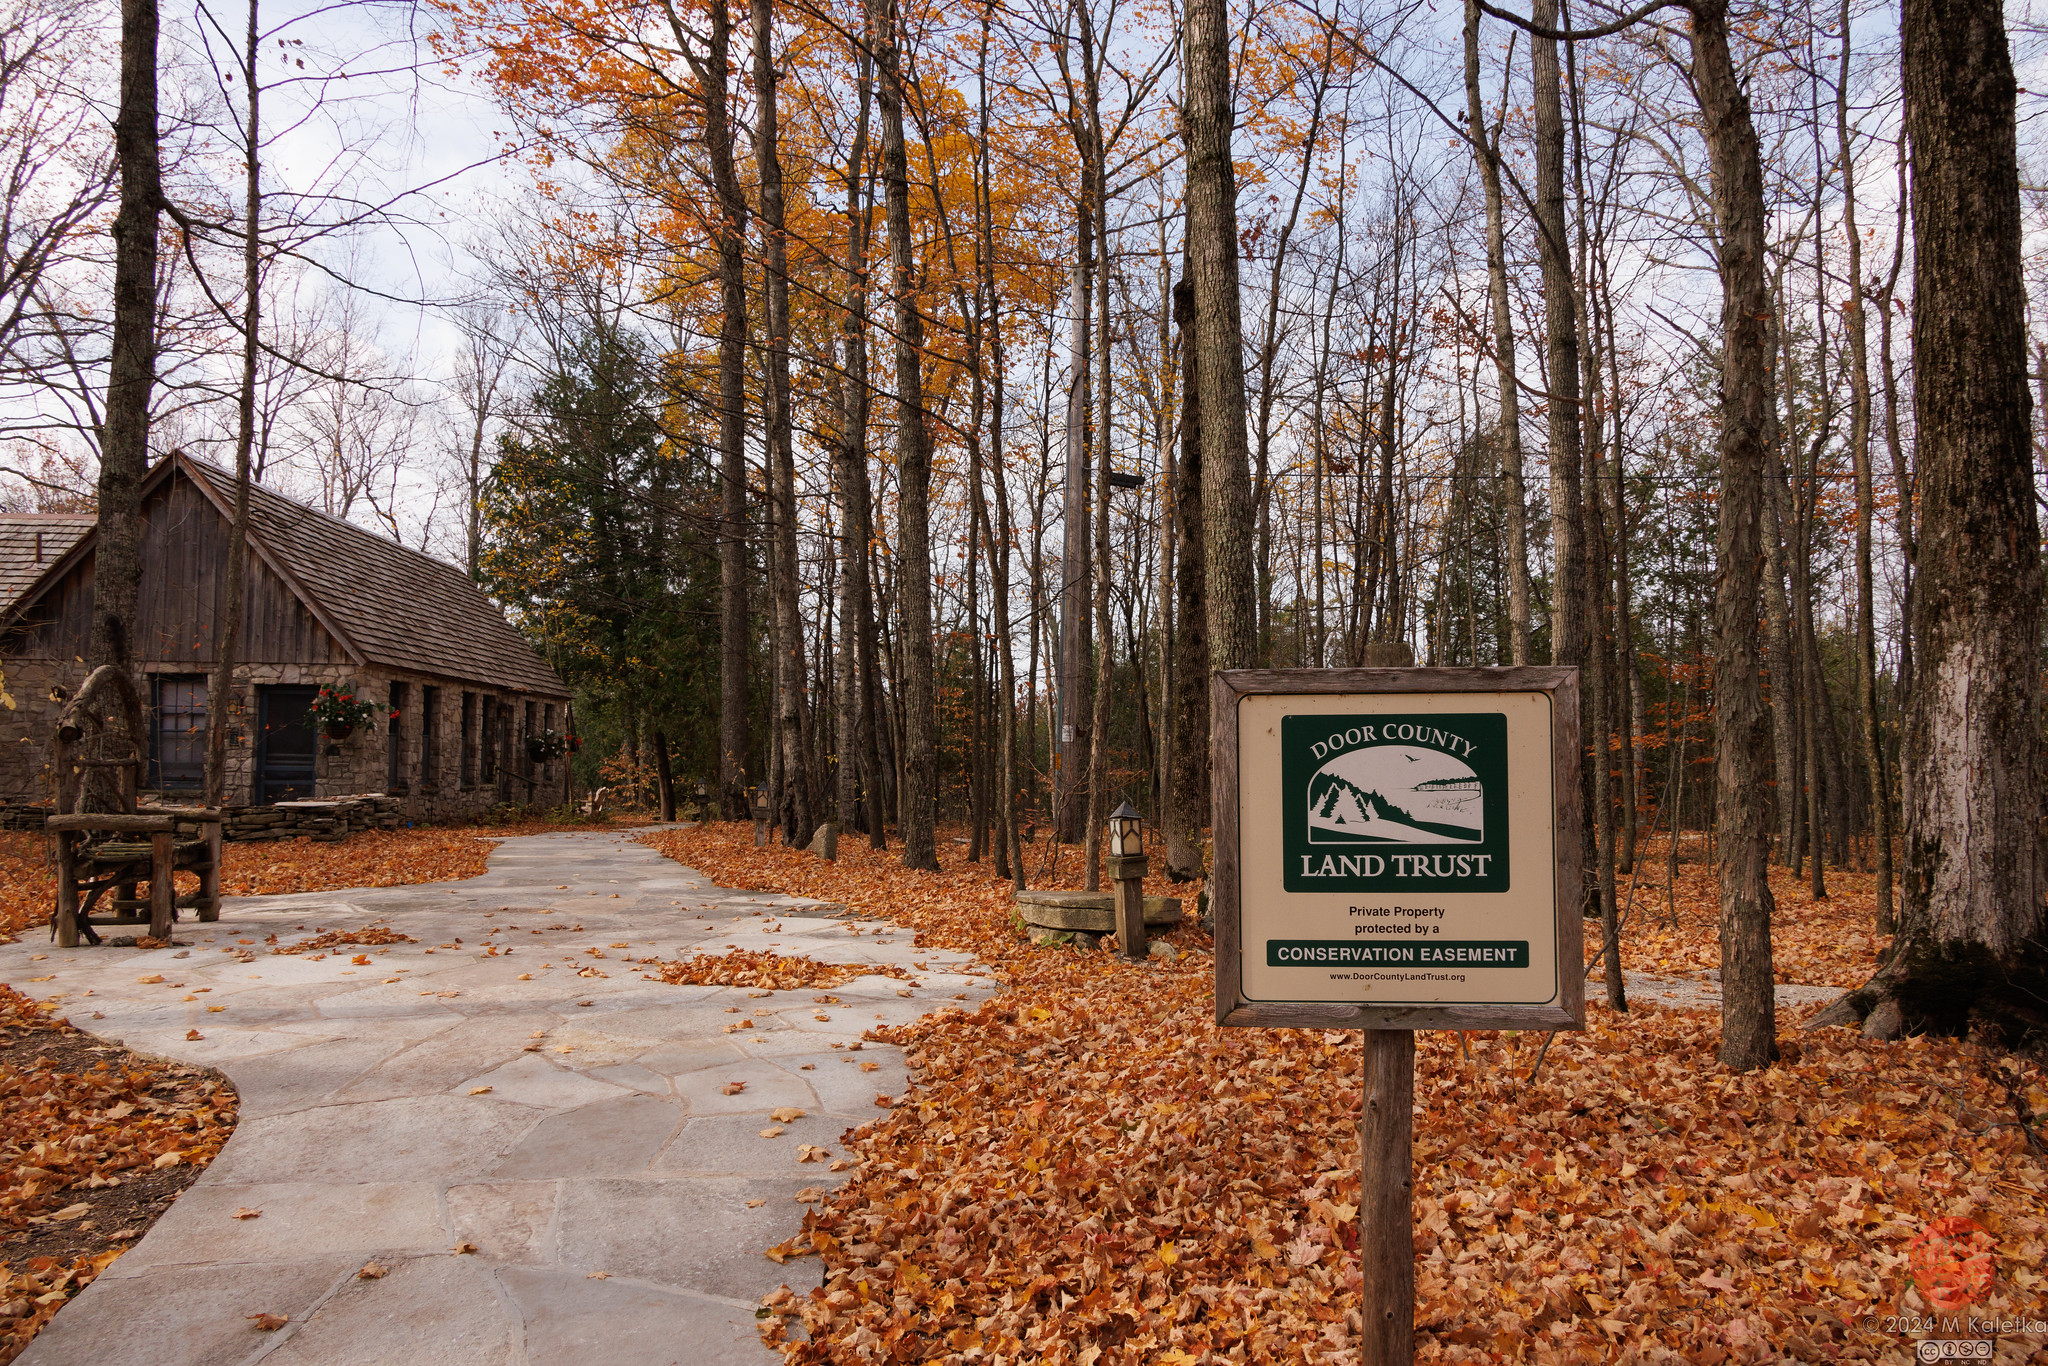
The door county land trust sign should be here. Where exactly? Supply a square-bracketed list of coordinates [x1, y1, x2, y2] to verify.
[1213, 668, 1584, 1030]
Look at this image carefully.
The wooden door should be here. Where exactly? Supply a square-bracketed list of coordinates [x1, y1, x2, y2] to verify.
[257, 685, 318, 802]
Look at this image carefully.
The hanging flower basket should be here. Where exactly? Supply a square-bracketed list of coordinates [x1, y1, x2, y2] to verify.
[527, 730, 568, 763]
[306, 685, 380, 740]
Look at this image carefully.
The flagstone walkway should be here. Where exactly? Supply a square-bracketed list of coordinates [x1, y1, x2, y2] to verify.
[5, 827, 996, 1366]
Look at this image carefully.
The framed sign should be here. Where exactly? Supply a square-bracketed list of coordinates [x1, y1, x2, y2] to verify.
[1212, 667, 1584, 1032]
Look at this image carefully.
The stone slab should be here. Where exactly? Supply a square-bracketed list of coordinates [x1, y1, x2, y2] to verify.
[498, 1266, 773, 1366]
[203, 1095, 545, 1186]
[261, 1253, 520, 1366]
[553, 1176, 824, 1301]
[445, 1180, 558, 1264]
[488, 1093, 683, 1179]
[1014, 892, 1183, 932]
[101, 1181, 448, 1275]
[17, 1256, 356, 1366]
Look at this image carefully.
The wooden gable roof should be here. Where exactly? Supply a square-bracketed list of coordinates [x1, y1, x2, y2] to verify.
[0, 456, 569, 699]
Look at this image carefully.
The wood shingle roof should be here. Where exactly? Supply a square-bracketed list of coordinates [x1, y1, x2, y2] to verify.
[0, 460, 567, 699]
[180, 460, 570, 698]
[0, 516, 93, 610]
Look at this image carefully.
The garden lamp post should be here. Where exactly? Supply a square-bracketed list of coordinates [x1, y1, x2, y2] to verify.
[752, 786, 770, 847]
[1107, 800, 1148, 960]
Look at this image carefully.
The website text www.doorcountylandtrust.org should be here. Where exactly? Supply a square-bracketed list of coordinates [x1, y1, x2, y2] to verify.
[1327, 971, 1467, 983]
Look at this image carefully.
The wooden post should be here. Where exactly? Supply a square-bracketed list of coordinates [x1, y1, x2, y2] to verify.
[1360, 1028, 1415, 1366]
[197, 820, 222, 922]
[149, 831, 174, 940]
[1109, 854, 1148, 960]
[54, 833, 79, 948]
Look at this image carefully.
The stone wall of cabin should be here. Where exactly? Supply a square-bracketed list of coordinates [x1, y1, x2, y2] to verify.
[0, 655, 570, 830]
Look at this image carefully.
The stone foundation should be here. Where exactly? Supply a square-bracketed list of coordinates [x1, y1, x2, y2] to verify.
[5, 793, 416, 842]
[0, 657, 570, 819]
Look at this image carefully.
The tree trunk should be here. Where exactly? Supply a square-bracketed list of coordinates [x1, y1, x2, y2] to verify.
[1082, 117, 1114, 893]
[1530, 0, 1583, 683]
[1837, 0, 1894, 935]
[754, 0, 811, 846]
[973, 13, 1020, 885]
[1692, 0, 1779, 1071]
[1530, 0, 1592, 926]
[92, 0, 162, 674]
[204, 0, 258, 809]
[862, 555, 887, 847]
[1760, 439, 1801, 868]
[1566, 35, 1623, 1010]
[1878, 140, 1916, 739]
[833, 30, 874, 846]
[1580, 297, 1623, 1012]
[1185, 0, 1255, 672]
[1464, 0, 1531, 667]
[698, 0, 751, 822]
[1164, 274, 1209, 882]
[968, 477, 985, 864]
[1154, 208, 1176, 844]
[1250, 62, 1326, 666]
[1056, 216, 1092, 844]
[877, 0, 937, 872]
[653, 729, 676, 821]
[1598, 256, 1638, 874]
[1817, 0, 2047, 1045]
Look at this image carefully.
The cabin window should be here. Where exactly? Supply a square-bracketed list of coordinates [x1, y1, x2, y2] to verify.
[482, 698, 500, 782]
[460, 692, 477, 786]
[420, 686, 440, 792]
[151, 677, 207, 790]
[524, 701, 537, 770]
[387, 682, 408, 794]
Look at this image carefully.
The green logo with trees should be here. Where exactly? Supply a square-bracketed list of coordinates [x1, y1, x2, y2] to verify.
[1280, 713, 1510, 892]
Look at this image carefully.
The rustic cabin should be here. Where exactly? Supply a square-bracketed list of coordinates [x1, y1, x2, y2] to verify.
[0, 453, 572, 832]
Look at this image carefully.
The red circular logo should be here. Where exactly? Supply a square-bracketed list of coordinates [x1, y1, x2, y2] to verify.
[1907, 1216, 1996, 1314]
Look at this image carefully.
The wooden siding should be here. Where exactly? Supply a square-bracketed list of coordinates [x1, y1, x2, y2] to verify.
[7, 476, 344, 665]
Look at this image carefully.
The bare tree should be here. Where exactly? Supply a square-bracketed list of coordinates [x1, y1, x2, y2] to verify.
[0, 0, 113, 377]
[448, 303, 518, 580]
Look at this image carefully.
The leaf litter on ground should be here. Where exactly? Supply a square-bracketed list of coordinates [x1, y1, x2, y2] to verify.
[643, 823, 2048, 1364]
[0, 985, 235, 1363]
[642, 945, 909, 992]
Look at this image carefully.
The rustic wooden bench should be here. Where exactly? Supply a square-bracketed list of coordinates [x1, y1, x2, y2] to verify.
[43, 664, 226, 947]
[50, 809, 224, 946]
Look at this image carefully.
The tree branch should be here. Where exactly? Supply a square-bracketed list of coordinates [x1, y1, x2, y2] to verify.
[1473, 0, 1688, 41]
